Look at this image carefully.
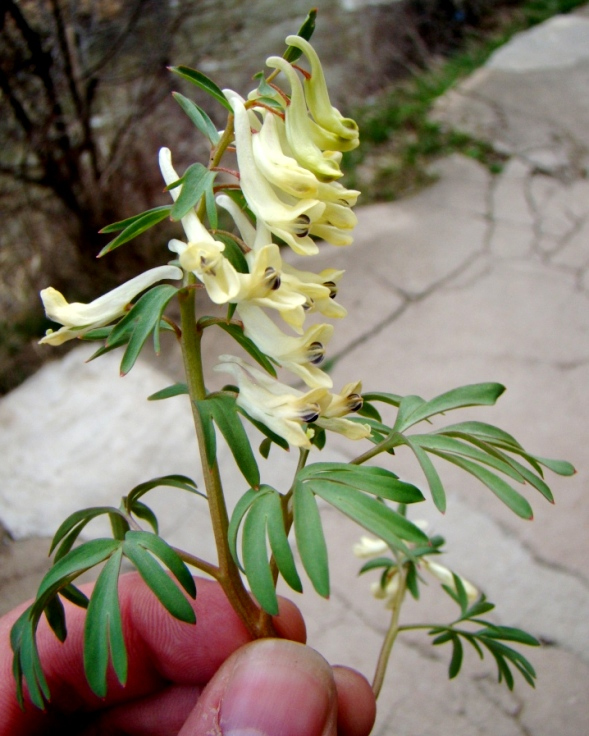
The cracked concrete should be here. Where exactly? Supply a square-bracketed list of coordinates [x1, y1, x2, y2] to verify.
[1, 7, 589, 735]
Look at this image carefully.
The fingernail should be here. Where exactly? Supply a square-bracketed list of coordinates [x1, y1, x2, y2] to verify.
[220, 640, 334, 736]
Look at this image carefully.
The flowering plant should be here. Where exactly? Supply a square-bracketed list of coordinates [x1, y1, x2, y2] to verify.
[11, 9, 574, 712]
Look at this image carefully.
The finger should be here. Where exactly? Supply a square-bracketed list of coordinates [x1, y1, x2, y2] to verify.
[0, 573, 305, 735]
[333, 666, 377, 736]
[180, 639, 339, 736]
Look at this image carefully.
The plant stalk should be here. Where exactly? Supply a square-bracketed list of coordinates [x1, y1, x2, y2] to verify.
[178, 285, 275, 638]
[372, 566, 407, 698]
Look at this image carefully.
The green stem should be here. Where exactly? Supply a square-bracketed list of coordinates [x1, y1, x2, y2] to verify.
[350, 432, 404, 466]
[372, 566, 407, 699]
[173, 546, 221, 580]
[178, 285, 274, 638]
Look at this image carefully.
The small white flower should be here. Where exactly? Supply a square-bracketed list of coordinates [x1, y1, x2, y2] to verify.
[39, 265, 183, 345]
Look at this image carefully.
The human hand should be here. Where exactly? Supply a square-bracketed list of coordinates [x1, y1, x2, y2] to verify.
[0, 573, 376, 735]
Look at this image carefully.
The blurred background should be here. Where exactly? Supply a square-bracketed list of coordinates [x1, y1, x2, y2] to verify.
[1, 0, 583, 394]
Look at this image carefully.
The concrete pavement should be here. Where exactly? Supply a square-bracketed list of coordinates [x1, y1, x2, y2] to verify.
[1, 8, 589, 734]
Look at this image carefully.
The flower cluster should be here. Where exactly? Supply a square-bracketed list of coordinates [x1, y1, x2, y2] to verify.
[38, 35, 370, 450]
[164, 37, 369, 449]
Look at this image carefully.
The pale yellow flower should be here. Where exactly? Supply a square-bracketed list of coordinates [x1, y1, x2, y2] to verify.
[214, 356, 328, 449]
[39, 266, 183, 345]
[238, 303, 334, 388]
[284, 35, 359, 149]
[264, 56, 344, 181]
[225, 90, 326, 256]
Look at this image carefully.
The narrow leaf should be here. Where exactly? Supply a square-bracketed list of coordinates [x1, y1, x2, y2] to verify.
[284, 9, 317, 62]
[435, 453, 534, 519]
[265, 491, 302, 593]
[449, 635, 464, 679]
[404, 438, 446, 512]
[242, 495, 278, 615]
[169, 66, 233, 111]
[126, 531, 196, 599]
[170, 164, 216, 222]
[123, 538, 196, 624]
[108, 284, 178, 375]
[396, 384, 506, 433]
[228, 487, 268, 569]
[172, 92, 220, 143]
[98, 207, 172, 256]
[293, 482, 330, 597]
[208, 394, 260, 487]
[148, 383, 189, 401]
[84, 547, 125, 697]
[214, 321, 277, 376]
[309, 478, 428, 547]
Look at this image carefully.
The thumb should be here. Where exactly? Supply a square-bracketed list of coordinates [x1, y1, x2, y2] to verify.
[180, 638, 338, 736]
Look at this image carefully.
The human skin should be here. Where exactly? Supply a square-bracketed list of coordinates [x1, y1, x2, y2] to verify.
[0, 573, 376, 736]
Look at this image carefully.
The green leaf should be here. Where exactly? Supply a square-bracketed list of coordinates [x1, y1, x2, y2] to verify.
[357, 400, 382, 422]
[214, 321, 277, 376]
[59, 583, 90, 609]
[170, 164, 216, 222]
[453, 573, 469, 616]
[98, 206, 172, 256]
[108, 284, 178, 375]
[34, 539, 121, 617]
[84, 547, 125, 697]
[169, 65, 233, 111]
[403, 438, 447, 512]
[228, 487, 265, 570]
[308, 479, 428, 548]
[50, 506, 124, 555]
[11, 608, 50, 709]
[476, 626, 539, 647]
[242, 494, 279, 615]
[293, 481, 330, 597]
[358, 557, 395, 575]
[361, 391, 402, 408]
[148, 383, 189, 400]
[126, 531, 196, 599]
[435, 453, 534, 519]
[44, 594, 67, 643]
[284, 9, 317, 62]
[206, 185, 218, 229]
[534, 456, 575, 476]
[395, 384, 505, 433]
[449, 634, 464, 679]
[123, 533, 196, 624]
[299, 463, 424, 504]
[129, 500, 159, 534]
[172, 92, 220, 143]
[126, 474, 203, 509]
[206, 394, 260, 487]
[214, 232, 249, 274]
[264, 491, 302, 593]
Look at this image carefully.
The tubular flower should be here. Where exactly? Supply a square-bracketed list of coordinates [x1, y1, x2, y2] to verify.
[238, 303, 334, 389]
[281, 263, 347, 320]
[225, 90, 326, 256]
[315, 381, 371, 439]
[265, 56, 344, 181]
[284, 35, 359, 149]
[214, 356, 328, 449]
[353, 536, 389, 559]
[252, 112, 320, 199]
[39, 265, 183, 345]
[422, 560, 479, 603]
[159, 148, 241, 303]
